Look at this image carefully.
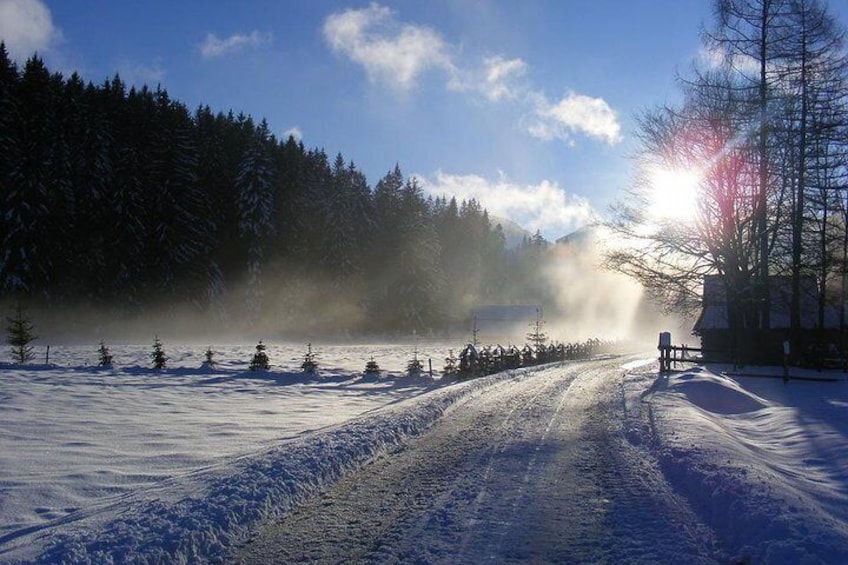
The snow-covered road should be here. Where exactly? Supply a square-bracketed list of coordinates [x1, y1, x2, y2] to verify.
[236, 358, 720, 564]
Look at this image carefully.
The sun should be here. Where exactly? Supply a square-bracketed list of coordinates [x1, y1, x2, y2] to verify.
[647, 166, 701, 221]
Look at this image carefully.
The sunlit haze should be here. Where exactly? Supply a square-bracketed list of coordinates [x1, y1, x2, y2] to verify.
[647, 166, 701, 221]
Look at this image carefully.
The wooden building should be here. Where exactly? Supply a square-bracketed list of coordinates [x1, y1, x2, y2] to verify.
[693, 274, 844, 364]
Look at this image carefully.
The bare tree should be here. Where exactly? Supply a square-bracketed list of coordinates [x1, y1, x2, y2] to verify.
[607, 0, 847, 357]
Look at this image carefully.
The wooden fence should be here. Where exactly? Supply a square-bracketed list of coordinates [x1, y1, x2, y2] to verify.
[657, 332, 735, 372]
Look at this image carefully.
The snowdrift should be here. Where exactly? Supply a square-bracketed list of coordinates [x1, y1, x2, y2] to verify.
[634, 365, 848, 563]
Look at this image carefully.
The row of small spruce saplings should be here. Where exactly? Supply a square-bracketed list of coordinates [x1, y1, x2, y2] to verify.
[96, 338, 317, 373]
[95, 337, 613, 378]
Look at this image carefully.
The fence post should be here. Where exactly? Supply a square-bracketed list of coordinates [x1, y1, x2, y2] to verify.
[658, 332, 672, 373]
[782, 340, 790, 383]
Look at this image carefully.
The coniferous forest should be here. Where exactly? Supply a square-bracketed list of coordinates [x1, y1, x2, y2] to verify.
[0, 46, 554, 337]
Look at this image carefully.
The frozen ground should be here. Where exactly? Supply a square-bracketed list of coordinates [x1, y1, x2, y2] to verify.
[1, 345, 847, 563]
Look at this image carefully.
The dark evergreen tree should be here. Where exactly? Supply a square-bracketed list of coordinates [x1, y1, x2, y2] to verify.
[395, 178, 444, 330]
[0, 52, 519, 336]
[320, 154, 373, 282]
[148, 90, 211, 301]
[2, 56, 60, 293]
[108, 80, 154, 306]
[235, 119, 275, 320]
[0, 43, 20, 293]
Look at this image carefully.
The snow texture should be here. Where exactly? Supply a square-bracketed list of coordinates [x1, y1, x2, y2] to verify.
[1, 345, 847, 563]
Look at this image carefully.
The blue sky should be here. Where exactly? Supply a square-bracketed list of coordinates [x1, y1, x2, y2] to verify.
[2, 0, 847, 240]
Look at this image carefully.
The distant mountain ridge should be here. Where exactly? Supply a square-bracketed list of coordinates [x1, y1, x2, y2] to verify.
[555, 224, 599, 247]
[490, 217, 598, 249]
[490, 216, 533, 249]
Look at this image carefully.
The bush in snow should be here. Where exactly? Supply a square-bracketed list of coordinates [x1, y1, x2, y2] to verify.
[151, 336, 167, 370]
[249, 341, 270, 371]
[97, 341, 113, 368]
[6, 302, 37, 364]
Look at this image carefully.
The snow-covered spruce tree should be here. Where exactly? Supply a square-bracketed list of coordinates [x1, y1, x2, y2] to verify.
[97, 341, 113, 368]
[249, 340, 270, 371]
[151, 336, 167, 370]
[6, 302, 36, 364]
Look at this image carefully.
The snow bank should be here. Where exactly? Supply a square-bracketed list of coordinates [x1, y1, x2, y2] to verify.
[2, 369, 521, 564]
[632, 365, 848, 564]
[666, 369, 769, 414]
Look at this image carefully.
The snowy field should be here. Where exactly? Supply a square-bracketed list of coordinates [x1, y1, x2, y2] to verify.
[0, 342, 458, 563]
[1, 344, 848, 563]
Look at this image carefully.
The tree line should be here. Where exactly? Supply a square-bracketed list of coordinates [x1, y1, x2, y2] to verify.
[608, 0, 848, 350]
[0, 44, 557, 336]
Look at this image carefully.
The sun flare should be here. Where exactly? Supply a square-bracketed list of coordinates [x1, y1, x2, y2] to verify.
[647, 167, 701, 221]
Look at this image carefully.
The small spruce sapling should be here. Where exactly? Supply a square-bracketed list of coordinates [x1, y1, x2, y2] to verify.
[203, 346, 216, 369]
[97, 341, 113, 368]
[249, 340, 270, 371]
[301, 343, 318, 373]
[6, 303, 37, 365]
[526, 307, 548, 351]
[364, 356, 381, 376]
[406, 346, 423, 376]
[151, 336, 167, 370]
[443, 349, 457, 376]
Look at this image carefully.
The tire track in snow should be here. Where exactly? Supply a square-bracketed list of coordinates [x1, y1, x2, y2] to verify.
[236, 358, 721, 564]
[485, 365, 578, 559]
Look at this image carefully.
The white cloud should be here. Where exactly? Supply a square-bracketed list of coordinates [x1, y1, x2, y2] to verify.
[449, 54, 528, 101]
[200, 30, 272, 58]
[0, 0, 60, 61]
[283, 126, 303, 141]
[528, 91, 622, 145]
[322, 3, 453, 90]
[482, 55, 526, 101]
[418, 170, 598, 239]
[321, 3, 621, 149]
